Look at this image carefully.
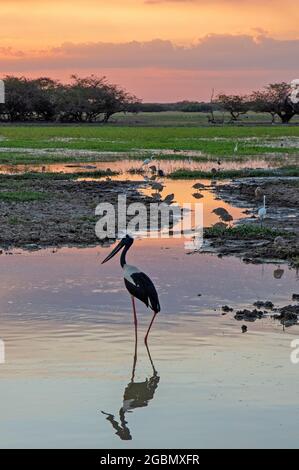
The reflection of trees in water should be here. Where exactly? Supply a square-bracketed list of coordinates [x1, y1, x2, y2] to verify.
[101, 342, 159, 441]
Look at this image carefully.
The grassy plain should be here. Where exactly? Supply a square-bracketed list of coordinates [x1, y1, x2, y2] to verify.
[0, 114, 298, 165]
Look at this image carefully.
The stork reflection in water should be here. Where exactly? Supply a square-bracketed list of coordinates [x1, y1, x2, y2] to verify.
[101, 340, 160, 441]
[101, 236, 161, 439]
[101, 235, 161, 344]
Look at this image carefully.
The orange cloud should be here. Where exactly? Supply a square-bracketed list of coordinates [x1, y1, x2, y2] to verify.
[1, 34, 298, 70]
[0, 1, 298, 100]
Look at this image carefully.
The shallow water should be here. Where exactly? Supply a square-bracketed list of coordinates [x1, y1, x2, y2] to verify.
[0, 241, 299, 449]
[1, 168, 299, 448]
[0, 156, 289, 177]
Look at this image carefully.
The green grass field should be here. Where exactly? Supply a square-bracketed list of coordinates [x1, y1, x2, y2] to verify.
[0, 113, 298, 165]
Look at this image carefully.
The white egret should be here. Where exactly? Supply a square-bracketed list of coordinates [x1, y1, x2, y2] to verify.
[258, 195, 267, 226]
[142, 156, 153, 166]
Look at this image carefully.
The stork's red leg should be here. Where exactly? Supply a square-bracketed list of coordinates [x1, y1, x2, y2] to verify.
[130, 296, 138, 381]
[131, 296, 138, 344]
[144, 311, 158, 344]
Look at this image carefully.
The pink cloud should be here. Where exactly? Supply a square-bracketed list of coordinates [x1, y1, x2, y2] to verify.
[0, 34, 298, 100]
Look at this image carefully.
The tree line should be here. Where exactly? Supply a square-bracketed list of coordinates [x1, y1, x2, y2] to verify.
[0, 76, 297, 124]
[0, 75, 140, 123]
[138, 83, 299, 124]
[215, 83, 299, 124]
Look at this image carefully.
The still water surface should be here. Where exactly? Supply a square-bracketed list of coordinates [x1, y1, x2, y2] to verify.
[0, 173, 299, 448]
[0, 240, 299, 448]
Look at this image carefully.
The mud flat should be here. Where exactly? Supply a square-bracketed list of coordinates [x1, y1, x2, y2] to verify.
[0, 174, 156, 249]
[204, 177, 299, 265]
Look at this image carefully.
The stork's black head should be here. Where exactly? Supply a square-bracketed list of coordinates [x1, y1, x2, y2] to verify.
[101, 234, 134, 264]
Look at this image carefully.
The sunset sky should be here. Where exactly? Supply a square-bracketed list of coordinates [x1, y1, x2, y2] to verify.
[0, 0, 298, 101]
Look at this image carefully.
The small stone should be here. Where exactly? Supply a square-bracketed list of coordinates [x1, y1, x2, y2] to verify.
[241, 325, 248, 333]
[274, 236, 286, 247]
[253, 300, 274, 310]
[222, 305, 233, 312]
[235, 309, 264, 322]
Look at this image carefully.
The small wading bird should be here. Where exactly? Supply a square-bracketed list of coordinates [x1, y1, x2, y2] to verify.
[149, 165, 157, 174]
[213, 207, 233, 225]
[151, 192, 162, 201]
[151, 181, 164, 192]
[258, 195, 267, 226]
[163, 193, 175, 205]
[102, 235, 160, 344]
[142, 155, 153, 166]
[192, 192, 204, 199]
[254, 186, 263, 199]
[192, 182, 205, 191]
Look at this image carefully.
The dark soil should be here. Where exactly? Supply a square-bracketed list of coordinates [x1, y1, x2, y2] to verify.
[0, 175, 155, 249]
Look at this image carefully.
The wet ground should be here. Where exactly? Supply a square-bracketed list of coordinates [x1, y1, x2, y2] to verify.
[210, 177, 299, 262]
[0, 157, 299, 448]
[0, 160, 247, 248]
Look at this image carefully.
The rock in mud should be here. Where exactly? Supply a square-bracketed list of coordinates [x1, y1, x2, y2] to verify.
[272, 306, 299, 327]
[234, 309, 264, 322]
[253, 301, 274, 310]
[222, 305, 234, 312]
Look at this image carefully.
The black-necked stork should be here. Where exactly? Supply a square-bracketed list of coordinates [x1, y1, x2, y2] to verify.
[101, 235, 160, 344]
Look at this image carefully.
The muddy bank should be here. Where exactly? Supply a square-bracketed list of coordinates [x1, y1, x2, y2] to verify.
[205, 177, 299, 264]
[0, 175, 156, 249]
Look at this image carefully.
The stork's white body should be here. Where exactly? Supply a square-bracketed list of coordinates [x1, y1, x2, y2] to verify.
[123, 264, 140, 285]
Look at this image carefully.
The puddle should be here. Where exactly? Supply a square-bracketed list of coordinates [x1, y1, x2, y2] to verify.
[0, 238, 299, 448]
[0, 157, 288, 177]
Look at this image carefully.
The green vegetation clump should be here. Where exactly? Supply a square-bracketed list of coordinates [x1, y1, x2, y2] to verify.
[0, 169, 118, 181]
[169, 166, 299, 179]
[205, 224, 288, 240]
[0, 190, 48, 202]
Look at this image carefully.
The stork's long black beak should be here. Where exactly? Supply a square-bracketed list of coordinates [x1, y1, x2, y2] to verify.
[101, 239, 125, 264]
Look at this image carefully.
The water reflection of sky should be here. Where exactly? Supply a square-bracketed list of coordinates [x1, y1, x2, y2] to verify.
[0, 155, 291, 176]
[0, 161, 299, 448]
[0, 242, 299, 448]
